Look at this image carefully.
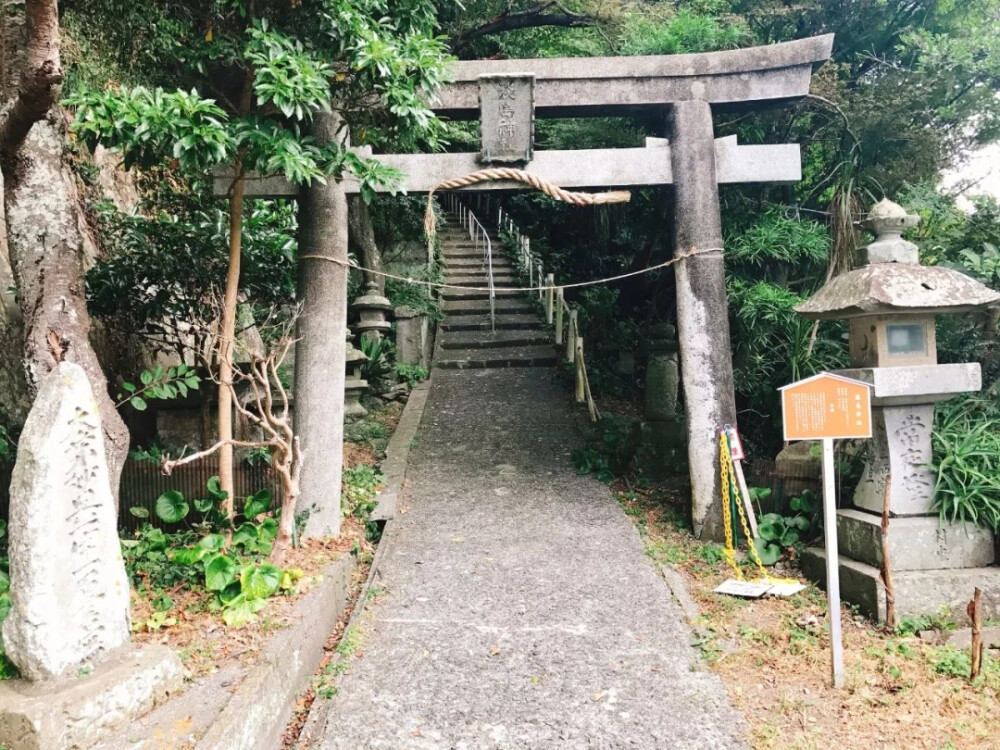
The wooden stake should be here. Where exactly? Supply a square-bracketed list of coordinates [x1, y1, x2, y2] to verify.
[575, 338, 585, 404]
[566, 309, 577, 363]
[969, 587, 984, 680]
[880, 475, 896, 630]
[731, 459, 759, 539]
[555, 289, 564, 345]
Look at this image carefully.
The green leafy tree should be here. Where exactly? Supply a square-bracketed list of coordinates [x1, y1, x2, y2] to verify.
[67, 0, 450, 516]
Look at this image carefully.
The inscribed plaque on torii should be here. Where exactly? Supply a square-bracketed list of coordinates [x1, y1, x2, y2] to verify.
[478, 74, 535, 164]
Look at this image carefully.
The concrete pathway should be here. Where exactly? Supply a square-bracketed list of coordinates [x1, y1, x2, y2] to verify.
[308, 367, 747, 749]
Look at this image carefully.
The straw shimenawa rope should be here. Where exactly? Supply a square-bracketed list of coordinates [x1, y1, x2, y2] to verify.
[423, 168, 632, 249]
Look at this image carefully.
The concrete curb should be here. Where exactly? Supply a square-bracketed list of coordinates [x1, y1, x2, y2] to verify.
[371, 377, 432, 521]
[196, 554, 357, 750]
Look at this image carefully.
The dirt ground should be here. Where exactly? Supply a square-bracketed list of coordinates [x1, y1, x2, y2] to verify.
[615, 481, 1000, 750]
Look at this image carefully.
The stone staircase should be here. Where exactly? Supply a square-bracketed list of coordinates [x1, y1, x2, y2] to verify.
[433, 219, 557, 369]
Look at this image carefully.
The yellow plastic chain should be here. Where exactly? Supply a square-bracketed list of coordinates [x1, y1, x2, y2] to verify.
[719, 431, 798, 585]
[719, 432, 743, 580]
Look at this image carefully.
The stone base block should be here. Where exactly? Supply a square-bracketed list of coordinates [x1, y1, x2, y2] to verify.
[801, 546, 1000, 624]
[0, 645, 183, 750]
[837, 509, 996, 571]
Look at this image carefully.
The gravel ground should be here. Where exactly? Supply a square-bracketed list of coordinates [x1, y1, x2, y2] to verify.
[309, 369, 747, 749]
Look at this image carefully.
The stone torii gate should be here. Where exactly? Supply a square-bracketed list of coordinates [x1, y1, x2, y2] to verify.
[221, 35, 833, 540]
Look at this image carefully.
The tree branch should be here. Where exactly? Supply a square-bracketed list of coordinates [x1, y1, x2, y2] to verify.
[0, 0, 64, 165]
[451, 1, 597, 52]
[161, 439, 267, 475]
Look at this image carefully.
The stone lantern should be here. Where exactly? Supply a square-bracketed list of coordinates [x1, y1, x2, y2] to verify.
[352, 281, 393, 342]
[344, 330, 368, 420]
[797, 199, 1000, 621]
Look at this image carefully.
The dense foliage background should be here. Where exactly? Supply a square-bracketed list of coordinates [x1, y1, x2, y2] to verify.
[4, 0, 996, 514]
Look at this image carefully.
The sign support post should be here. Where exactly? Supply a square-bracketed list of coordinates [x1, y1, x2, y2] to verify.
[821, 437, 844, 688]
[779, 371, 873, 689]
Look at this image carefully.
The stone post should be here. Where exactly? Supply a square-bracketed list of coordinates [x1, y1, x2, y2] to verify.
[394, 305, 430, 369]
[296, 112, 348, 539]
[639, 323, 686, 479]
[670, 100, 737, 540]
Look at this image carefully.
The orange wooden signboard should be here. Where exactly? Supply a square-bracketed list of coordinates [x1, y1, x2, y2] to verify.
[780, 372, 872, 442]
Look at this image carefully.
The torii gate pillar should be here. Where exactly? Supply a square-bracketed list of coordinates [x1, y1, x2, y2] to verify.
[671, 101, 735, 539]
[296, 112, 349, 539]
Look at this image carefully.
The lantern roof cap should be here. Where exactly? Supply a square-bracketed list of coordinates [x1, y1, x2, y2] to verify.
[794, 263, 1000, 319]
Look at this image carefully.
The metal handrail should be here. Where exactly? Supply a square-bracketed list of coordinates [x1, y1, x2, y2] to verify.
[444, 195, 495, 330]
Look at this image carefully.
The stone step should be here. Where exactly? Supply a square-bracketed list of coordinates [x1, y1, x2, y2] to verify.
[443, 279, 519, 289]
[801, 546, 1000, 624]
[439, 330, 553, 350]
[440, 315, 546, 332]
[434, 344, 558, 369]
[442, 299, 535, 316]
[441, 289, 526, 302]
[444, 262, 514, 273]
[444, 270, 517, 279]
[442, 253, 494, 262]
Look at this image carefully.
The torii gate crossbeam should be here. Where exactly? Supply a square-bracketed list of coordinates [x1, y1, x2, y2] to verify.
[219, 35, 834, 540]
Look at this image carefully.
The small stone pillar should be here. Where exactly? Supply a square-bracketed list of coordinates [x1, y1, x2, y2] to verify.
[345, 330, 369, 420]
[638, 323, 687, 479]
[796, 199, 1000, 623]
[0, 363, 182, 749]
[352, 281, 393, 342]
[394, 305, 431, 369]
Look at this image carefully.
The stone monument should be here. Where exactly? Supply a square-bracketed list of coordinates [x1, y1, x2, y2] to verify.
[796, 200, 1000, 622]
[394, 305, 432, 370]
[638, 323, 687, 479]
[0, 363, 182, 749]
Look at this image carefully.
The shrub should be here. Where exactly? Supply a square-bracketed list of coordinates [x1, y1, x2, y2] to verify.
[931, 393, 1000, 532]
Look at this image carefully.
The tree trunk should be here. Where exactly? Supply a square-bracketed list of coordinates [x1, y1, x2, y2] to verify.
[0, 166, 32, 427]
[217, 166, 246, 519]
[4, 116, 129, 498]
[348, 196, 384, 296]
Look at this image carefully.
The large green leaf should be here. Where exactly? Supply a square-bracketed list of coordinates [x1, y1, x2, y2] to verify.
[207, 475, 228, 501]
[244, 489, 271, 521]
[779, 529, 800, 547]
[241, 563, 281, 600]
[204, 554, 238, 591]
[169, 547, 206, 565]
[232, 523, 259, 548]
[751, 537, 782, 566]
[198, 534, 227, 552]
[0, 570, 8, 595]
[757, 520, 781, 543]
[258, 517, 278, 542]
[155, 490, 189, 524]
[219, 581, 243, 605]
[222, 598, 266, 627]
